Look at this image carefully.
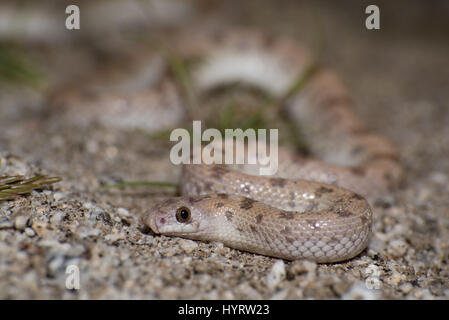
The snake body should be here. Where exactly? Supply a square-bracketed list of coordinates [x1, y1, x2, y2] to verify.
[146, 165, 372, 262]
[53, 29, 402, 262]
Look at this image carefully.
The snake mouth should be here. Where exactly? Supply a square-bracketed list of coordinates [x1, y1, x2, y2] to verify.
[146, 210, 160, 234]
[150, 221, 159, 234]
[151, 218, 160, 234]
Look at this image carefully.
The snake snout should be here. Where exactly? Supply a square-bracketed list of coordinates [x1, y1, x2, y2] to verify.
[146, 207, 166, 234]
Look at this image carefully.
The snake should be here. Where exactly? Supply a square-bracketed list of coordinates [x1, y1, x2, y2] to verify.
[51, 29, 402, 263]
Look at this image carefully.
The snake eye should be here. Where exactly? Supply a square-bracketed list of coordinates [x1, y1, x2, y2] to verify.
[176, 207, 191, 223]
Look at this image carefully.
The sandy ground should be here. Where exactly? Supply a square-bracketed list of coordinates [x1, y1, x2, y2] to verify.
[0, 0, 448, 299]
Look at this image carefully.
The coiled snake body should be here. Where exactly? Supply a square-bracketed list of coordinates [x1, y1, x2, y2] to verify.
[54, 30, 402, 262]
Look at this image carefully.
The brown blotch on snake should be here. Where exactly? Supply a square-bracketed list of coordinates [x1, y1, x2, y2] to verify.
[216, 202, 224, 208]
[278, 211, 295, 220]
[316, 186, 334, 197]
[270, 178, 286, 188]
[217, 193, 229, 199]
[360, 215, 369, 225]
[350, 193, 365, 201]
[188, 195, 210, 204]
[160, 198, 178, 206]
[256, 214, 263, 224]
[225, 211, 234, 222]
[240, 198, 255, 210]
[336, 209, 352, 217]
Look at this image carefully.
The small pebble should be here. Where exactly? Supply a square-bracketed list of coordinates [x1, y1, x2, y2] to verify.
[386, 270, 407, 287]
[178, 239, 198, 254]
[388, 239, 408, 257]
[25, 227, 36, 237]
[222, 291, 235, 300]
[78, 228, 101, 238]
[399, 282, 413, 294]
[47, 255, 65, 276]
[82, 202, 94, 210]
[53, 192, 65, 201]
[14, 216, 29, 231]
[266, 260, 286, 289]
[50, 211, 65, 226]
[414, 289, 435, 300]
[0, 217, 13, 229]
[105, 233, 125, 243]
[288, 259, 317, 277]
[342, 282, 381, 300]
[32, 221, 55, 238]
[116, 207, 130, 218]
[332, 281, 350, 296]
[362, 264, 382, 290]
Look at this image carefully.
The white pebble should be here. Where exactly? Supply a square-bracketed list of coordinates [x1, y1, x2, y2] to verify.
[79, 228, 101, 238]
[0, 218, 13, 229]
[342, 282, 381, 300]
[105, 233, 125, 243]
[386, 269, 407, 287]
[414, 289, 435, 300]
[14, 215, 29, 230]
[178, 239, 198, 254]
[83, 202, 94, 210]
[362, 263, 382, 290]
[53, 192, 65, 201]
[388, 239, 408, 257]
[266, 260, 286, 289]
[25, 227, 36, 237]
[399, 282, 413, 294]
[48, 255, 65, 275]
[116, 207, 130, 218]
[50, 211, 65, 225]
[38, 239, 58, 247]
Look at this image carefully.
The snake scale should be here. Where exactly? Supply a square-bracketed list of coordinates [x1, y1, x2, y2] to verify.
[53, 29, 402, 263]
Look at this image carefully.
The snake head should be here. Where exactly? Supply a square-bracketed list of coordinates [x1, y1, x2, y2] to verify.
[144, 195, 214, 238]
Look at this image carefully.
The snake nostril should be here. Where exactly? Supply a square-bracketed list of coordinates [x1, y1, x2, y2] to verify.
[159, 218, 166, 224]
